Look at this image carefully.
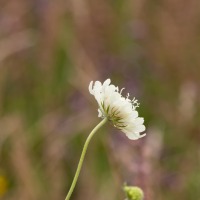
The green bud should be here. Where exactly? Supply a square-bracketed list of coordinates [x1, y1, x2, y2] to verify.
[123, 185, 144, 200]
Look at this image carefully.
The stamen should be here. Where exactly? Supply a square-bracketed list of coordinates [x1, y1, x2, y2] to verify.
[120, 88, 125, 94]
[126, 93, 130, 99]
[132, 98, 140, 108]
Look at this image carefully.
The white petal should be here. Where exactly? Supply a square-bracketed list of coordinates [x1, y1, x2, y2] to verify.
[131, 111, 138, 118]
[106, 85, 116, 93]
[134, 117, 144, 125]
[139, 133, 146, 138]
[89, 81, 94, 94]
[103, 79, 111, 86]
[94, 93, 102, 105]
[125, 132, 140, 140]
[134, 125, 146, 132]
[98, 109, 103, 117]
[93, 81, 102, 91]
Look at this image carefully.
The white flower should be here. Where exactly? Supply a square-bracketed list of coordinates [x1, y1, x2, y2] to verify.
[89, 79, 146, 140]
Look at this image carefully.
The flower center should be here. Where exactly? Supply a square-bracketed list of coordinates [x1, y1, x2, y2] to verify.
[101, 102, 127, 129]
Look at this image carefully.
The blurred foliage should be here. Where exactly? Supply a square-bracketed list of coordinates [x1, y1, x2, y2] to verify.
[0, 0, 200, 200]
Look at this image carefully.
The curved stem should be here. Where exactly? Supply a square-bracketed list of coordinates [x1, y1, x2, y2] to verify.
[65, 118, 108, 200]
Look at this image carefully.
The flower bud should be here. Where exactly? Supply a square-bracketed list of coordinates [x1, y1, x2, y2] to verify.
[123, 185, 144, 200]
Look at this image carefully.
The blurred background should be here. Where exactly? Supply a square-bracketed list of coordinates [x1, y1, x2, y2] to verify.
[0, 0, 200, 200]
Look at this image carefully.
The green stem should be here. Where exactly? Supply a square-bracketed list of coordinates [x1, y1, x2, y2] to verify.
[65, 117, 108, 200]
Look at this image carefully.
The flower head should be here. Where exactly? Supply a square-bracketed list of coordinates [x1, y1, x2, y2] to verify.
[89, 79, 146, 140]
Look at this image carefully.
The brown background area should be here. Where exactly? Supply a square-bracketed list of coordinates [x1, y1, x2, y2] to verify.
[0, 0, 200, 199]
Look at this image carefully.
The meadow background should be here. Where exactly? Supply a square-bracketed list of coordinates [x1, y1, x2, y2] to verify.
[0, 0, 200, 200]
